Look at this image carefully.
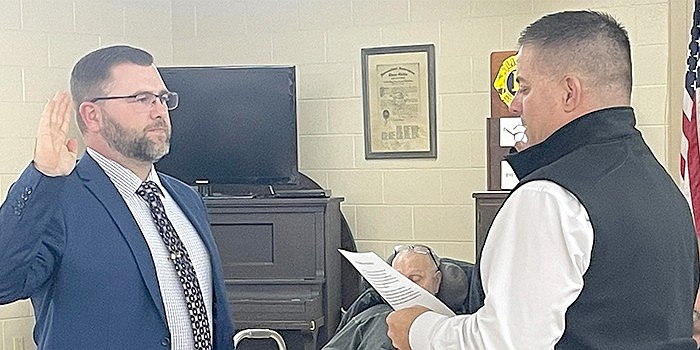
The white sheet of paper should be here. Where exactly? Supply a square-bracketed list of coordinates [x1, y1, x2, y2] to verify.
[500, 159, 518, 189]
[339, 249, 455, 316]
[499, 117, 524, 147]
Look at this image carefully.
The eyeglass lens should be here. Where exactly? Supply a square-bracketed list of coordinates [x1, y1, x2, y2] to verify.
[160, 92, 178, 110]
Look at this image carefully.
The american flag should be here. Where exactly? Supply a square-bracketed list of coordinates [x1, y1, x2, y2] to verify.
[682, 0, 700, 238]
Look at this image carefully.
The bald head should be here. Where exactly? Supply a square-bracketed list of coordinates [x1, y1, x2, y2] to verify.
[392, 250, 442, 295]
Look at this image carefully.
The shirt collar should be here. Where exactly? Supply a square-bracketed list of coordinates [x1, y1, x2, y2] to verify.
[505, 106, 637, 180]
[86, 148, 163, 197]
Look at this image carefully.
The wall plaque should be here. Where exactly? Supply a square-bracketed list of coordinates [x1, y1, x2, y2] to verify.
[487, 51, 520, 190]
[489, 50, 518, 118]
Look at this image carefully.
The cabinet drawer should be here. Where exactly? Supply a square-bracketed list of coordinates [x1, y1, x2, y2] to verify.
[211, 211, 319, 279]
[232, 297, 323, 331]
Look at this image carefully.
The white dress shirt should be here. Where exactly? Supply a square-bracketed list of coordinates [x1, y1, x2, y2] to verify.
[410, 180, 594, 349]
[88, 148, 213, 350]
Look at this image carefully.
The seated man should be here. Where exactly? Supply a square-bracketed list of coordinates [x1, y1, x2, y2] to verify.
[322, 245, 457, 350]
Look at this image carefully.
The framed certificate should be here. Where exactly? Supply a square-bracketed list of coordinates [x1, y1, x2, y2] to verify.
[361, 44, 437, 159]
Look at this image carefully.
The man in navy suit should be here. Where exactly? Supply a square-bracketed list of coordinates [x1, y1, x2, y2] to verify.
[0, 45, 235, 349]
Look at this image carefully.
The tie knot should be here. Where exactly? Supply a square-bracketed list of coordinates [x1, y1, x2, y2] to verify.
[137, 180, 162, 200]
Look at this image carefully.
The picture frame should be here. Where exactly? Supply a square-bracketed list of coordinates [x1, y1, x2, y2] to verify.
[361, 44, 437, 159]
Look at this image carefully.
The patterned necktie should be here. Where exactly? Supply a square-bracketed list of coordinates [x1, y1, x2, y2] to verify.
[137, 181, 212, 350]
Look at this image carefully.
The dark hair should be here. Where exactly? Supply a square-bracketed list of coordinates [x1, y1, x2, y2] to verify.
[518, 10, 632, 96]
[70, 45, 154, 132]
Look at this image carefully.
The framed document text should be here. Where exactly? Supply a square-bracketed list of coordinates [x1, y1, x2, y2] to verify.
[361, 44, 437, 159]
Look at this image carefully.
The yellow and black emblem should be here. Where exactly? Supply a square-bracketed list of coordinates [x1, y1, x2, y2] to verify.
[493, 54, 518, 107]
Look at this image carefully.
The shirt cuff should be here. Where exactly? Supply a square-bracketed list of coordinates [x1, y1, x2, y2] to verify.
[409, 311, 449, 349]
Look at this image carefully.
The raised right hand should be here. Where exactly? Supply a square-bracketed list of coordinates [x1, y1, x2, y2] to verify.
[34, 91, 78, 176]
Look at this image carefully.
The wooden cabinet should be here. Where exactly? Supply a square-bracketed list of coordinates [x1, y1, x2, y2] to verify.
[205, 197, 343, 350]
[472, 191, 508, 263]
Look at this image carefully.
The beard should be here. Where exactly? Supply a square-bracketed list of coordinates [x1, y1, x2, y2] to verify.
[100, 112, 171, 163]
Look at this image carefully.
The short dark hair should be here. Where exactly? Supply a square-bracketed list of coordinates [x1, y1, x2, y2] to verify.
[518, 10, 632, 97]
[70, 45, 154, 132]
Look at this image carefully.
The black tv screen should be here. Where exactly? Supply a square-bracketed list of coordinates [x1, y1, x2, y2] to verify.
[156, 65, 299, 187]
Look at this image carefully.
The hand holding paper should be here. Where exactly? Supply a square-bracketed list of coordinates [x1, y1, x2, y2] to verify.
[339, 249, 455, 316]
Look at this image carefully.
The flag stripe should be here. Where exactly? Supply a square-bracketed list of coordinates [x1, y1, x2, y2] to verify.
[681, 0, 700, 237]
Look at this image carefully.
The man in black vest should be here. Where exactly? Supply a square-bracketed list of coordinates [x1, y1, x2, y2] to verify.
[387, 10, 700, 349]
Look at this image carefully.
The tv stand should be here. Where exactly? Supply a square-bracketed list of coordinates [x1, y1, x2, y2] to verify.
[205, 196, 344, 349]
[197, 183, 274, 199]
[271, 188, 330, 198]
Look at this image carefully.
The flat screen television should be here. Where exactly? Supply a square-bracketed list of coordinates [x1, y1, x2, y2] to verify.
[155, 65, 299, 192]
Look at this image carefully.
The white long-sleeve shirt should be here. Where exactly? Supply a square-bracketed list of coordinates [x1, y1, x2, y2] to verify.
[410, 180, 594, 349]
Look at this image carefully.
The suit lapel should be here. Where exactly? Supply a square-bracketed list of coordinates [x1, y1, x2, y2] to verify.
[75, 154, 167, 324]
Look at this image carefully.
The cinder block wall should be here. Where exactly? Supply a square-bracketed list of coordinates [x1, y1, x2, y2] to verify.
[168, 0, 674, 260]
[0, 1, 680, 348]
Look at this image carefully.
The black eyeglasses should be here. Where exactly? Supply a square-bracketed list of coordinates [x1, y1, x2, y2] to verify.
[90, 91, 179, 111]
[393, 244, 440, 270]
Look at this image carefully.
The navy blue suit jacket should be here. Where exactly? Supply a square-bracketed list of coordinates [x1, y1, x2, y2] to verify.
[0, 153, 235, 349]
